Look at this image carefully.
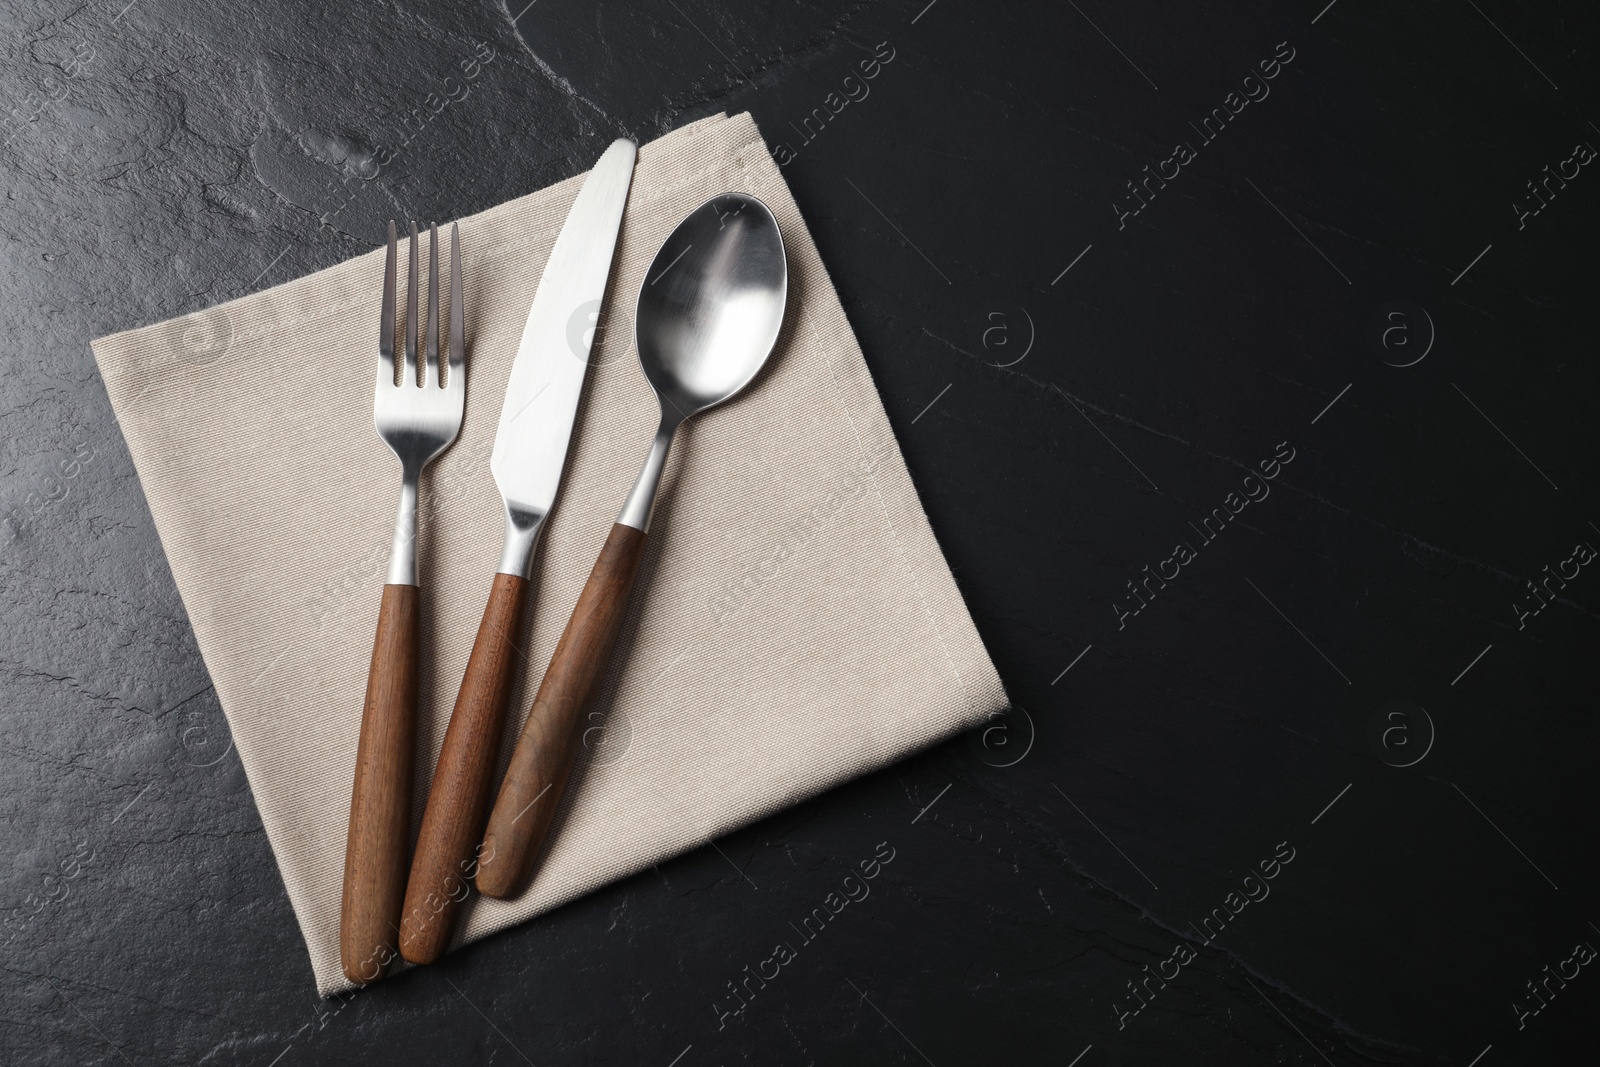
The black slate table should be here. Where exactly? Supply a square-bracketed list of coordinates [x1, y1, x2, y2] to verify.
[3, 1, 1597, 1064]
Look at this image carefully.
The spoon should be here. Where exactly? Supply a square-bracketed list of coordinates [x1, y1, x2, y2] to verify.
[475, 193, 788, 898]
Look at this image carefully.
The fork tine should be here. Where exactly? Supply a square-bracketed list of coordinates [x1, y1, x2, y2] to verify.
[448, 222, 464, 377]
[380, 221, 397, 379]
[425, 222, 440, 388]
[404, 221, 420, 385]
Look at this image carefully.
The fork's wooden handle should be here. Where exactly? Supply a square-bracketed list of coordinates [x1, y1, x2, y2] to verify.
[398, 573, 526, 965]
[477, 523, 649, 899]
[340, 583, 419, 984]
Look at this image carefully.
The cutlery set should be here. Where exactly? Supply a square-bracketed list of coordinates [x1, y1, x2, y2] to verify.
[340, 138, 789, 983]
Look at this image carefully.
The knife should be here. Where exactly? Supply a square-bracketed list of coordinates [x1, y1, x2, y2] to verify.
[397, 139, 637, 965]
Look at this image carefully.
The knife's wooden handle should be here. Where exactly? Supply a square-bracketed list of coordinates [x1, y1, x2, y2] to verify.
[398, 573, 527, 964]
[341, 583, 419, 984]
[477, 523, 648, 899]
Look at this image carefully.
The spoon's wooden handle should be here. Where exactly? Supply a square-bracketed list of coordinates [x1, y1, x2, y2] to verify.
[477, 523, 648, 899]
[398, 573, 526, 964]
[340, 583, 419, 984]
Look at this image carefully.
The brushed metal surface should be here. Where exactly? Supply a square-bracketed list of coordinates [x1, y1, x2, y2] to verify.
[616, 193, 788, 531]
[492, 138, 637, 575]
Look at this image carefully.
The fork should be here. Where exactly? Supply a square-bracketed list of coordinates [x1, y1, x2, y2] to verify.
[340, 220, 464, 984]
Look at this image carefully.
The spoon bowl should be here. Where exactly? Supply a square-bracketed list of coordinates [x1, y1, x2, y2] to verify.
[635, 193, 788, 425]
[617, 194, 788, 530]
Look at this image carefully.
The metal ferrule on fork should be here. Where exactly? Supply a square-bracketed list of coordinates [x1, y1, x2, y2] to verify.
[386, 474, 421, 586]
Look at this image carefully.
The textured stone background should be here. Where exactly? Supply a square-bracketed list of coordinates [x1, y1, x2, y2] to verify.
[2, 1, 1597, 1063]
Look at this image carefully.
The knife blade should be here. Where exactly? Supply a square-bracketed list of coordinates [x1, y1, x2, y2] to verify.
[493, 136, 638, 574]
[397, 138, 636, 966]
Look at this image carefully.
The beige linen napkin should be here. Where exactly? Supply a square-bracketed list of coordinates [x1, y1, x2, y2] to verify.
[92, 112, 1007, 995]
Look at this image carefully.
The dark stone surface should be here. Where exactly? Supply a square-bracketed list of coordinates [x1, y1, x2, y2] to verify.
[3, 0, 1597, 1063]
